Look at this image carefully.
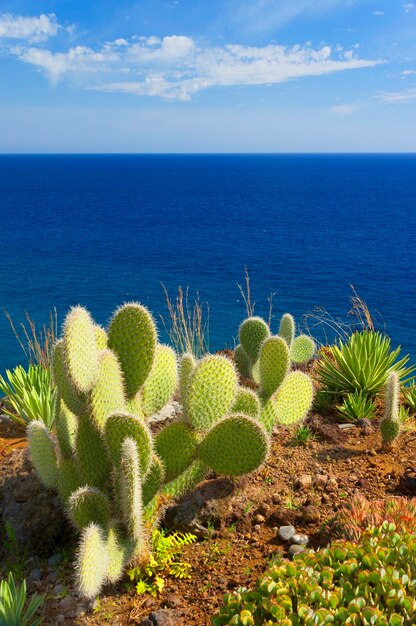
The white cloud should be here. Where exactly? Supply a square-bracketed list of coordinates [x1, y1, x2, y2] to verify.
[4, 16, 380, 101]
[377, 87, 416, 102]
[373, 10, 384, 16]
[403, 2, 414, 12]
[0, 13, 60, 43]
[330, 103, 360, 115]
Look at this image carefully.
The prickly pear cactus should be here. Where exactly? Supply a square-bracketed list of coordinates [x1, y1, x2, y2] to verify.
[28, 302, 270, 600]
[233, 313, 315, 432]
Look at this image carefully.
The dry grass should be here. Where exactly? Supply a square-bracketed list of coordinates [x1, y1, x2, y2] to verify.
[237, 266, 255, 318]
[3, 308, 58, 368]
[302, 285, 385, 348]
[160, 285, 209, 358]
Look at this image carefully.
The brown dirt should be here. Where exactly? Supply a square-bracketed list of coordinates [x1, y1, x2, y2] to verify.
[1, 409, 415, 625]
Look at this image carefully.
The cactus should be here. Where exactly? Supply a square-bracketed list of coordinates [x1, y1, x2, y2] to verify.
[381, 371, 401, 448]
[28, 302, 269, 600]
[279, 313, 295, 347]
[239, 317, 270, 363]
[291, 334, 316, 364]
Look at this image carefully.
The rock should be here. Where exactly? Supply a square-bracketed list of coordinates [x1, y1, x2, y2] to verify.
[313, 474, 328, 488]
[338, 423, 356, 430]
[295, 474, 312, 490]
[48, 553, 63, 567]
[288, 544, 305, 556]
[269, 507, 301, 528]
[397, 472, 416, 496]
[291, 533, 309, 546]
[278, 525, 296, 542]
[163, 478, 235, 537]
[29, 569, 42, 582]
[53, 583, 66, 596]
[308, 415, 348, 443]
[254, 514, 265, 524]
[357, 418, 372, 432]
[302, 505, 320, 523]
[148, 402, 181, 424]
[59, 595, 76, 610]
[141, 609, 184, 626]
[326, 477, 338, 491]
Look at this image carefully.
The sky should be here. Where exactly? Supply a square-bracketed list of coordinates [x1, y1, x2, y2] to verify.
[0, 0, 415, 152]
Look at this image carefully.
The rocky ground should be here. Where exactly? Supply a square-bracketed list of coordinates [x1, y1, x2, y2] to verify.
[1, 399, 415, 626]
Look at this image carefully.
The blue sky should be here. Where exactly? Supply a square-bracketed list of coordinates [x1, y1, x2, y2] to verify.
[0, 0, 415, 152]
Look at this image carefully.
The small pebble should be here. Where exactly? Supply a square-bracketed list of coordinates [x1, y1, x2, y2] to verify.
[291, 533, 309, 546]
[278, 525, 296, 542]
[289, 544, 305, 556]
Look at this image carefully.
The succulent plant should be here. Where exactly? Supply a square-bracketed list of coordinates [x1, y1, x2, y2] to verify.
[28, 302, 269, 599]
[380, 371, 401, 448]
[213, 523, 416, 626]
[233, 314, 315, 433]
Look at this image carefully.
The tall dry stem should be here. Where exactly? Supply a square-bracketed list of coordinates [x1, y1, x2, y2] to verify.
[3, 308, 58, 368]
[160, 285, 209, 358]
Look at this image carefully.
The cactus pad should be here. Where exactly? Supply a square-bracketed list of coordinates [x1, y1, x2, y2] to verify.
[142, 455, 165, 506]
[234, 345, 251, 379]
[108, 303, 157, 398]
[231, 387, 260, 418]
[187, 355, 237, 431]
[155, 422, 198, 481]
[141, 345, 177, 417]
[381, 418, 401, 447]
[76, 523, 109, 599]
[57, 457, 83, 502]
[199, 415, 269, 476]
[279, 313, 295, 347]
[95, 325, 108, 350]
[63, 306, 100, 392]
[76, 415, 110, 487]
[56, 400, 78, 458]
[106, 524, 127, 583]
[27, 420, 58, 488]
[119, 438, 142, 542]
[52, 340, 87, 415]
[105, 413, 152, 474]
[239, 317, 270, 362]
[291, 334, 316, 363]
[259, 336, 290, 399]
[179, 352, 196, 411]
[274, 371, 314, 425]
[90, 350, 126, 429]
[259, 398, 277, 432]
[69, 487, 110, 531]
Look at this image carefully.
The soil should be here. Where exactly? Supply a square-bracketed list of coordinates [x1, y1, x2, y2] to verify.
[0, 399, 415, 625]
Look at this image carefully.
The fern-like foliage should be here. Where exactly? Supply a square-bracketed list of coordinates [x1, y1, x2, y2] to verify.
[126, 529, 197, 596]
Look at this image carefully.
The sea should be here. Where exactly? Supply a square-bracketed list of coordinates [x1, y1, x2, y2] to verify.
[0, 154, 415, 373]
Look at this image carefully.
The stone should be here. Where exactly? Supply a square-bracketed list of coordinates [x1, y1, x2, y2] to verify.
[288, 544, 305, 556]
[291, 533, 309, 546]
[278, 525, 296, 542]
[59, 595, 76, 610]
[29, 569, 42, 582]
[313, 474, 328, 488]
[254, 514, 265, 524]
[302, 505, 320, 523]
[295, 474, 312, 490]
[142, 609, 184, 626]
[326, 477, 338, 491]
[48, 553, 63, 567]
[338, 423, 356, 430]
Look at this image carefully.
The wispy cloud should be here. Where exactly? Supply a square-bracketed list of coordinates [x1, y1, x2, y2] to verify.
[373, 10, 384, 16]
[330, 102, 361, 115]
[9, 32, 380, 100]
[377, 87, 416, 102]
[403, 2, 414, 12]
[0, 13, 61, 43]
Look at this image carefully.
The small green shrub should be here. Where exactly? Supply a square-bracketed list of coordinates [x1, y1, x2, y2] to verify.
[337, 390, 376, 423]
[402, 382, 416, 412]
[0, 365, 56, 429]
[212, 523, 416, 626]
[126, 529, 196, 596]
[0, 572, 43, 626]
[315, 331, 415, 396]
[326, 494, 416, 542]
[291, 425, 316, 446]
[312, 389, 337, 415]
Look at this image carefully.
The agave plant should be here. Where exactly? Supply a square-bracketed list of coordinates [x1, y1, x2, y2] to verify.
[403, 381, 416, 412]
[337, 390, 376, 423]
[315, 331, 415, 396]
[0, 573, 43, 626]
[0, 365, 56, 429]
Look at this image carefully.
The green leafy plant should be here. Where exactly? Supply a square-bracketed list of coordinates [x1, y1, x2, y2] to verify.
[213, 523, 416, 626]
[2, 523, 27, 583]
[291, 424, 316, 446]
[0, 365, 56, 429]
[0, 572, 44, 626]
[312, 388, 337, 415]
[126, 529, 196, 596]
[326, 494, 416, 542]
[315, 331, 415, 396]
[337, 390, 376, 423]
[28, 302, 273, 599]
[402, 381, 416, 412]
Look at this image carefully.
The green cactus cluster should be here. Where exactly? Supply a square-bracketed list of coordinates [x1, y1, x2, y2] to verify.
[380, 371, 401, 448]
[27, 303, 271, 599]
[233, 314, 315, 432]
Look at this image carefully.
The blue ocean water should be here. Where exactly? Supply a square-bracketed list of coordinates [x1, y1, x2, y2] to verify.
[0, 154, 415, 373]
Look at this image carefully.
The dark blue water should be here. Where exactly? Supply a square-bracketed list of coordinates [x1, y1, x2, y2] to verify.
[0, 154, 415, 372]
